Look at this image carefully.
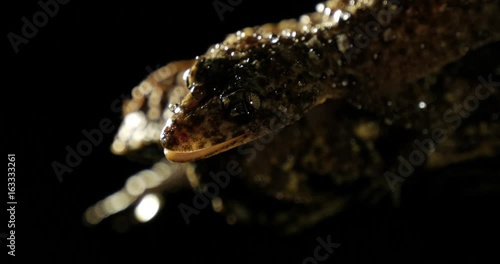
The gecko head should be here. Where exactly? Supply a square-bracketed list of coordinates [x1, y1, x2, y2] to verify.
[160, 56, 297, 162]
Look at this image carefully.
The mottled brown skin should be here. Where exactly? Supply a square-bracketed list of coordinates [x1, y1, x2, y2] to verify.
[90, 0, 500, 232]
[161, 0, 500, 161]
[193, 43, 500, 233]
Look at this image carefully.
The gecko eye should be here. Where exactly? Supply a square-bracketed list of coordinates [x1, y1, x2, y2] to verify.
[183, 69, 191, 87]
[221, 90, 261, 122]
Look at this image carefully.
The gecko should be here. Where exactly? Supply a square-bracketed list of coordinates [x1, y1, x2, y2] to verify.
[85, 0, 500, 233]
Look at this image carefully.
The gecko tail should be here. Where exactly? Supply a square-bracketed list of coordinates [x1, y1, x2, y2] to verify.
[83, 160, 189, 231]
[84, 60, 195, 231]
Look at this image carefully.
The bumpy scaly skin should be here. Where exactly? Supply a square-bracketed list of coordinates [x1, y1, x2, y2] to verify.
[90, 0, 499, 232]
[194, 44, 500, 233]
[161, 0, 500, 162]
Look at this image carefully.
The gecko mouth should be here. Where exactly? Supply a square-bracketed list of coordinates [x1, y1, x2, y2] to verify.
[164, 134, 246, 162]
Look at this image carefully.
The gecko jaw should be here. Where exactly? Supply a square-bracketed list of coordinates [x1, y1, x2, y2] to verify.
[164, 134, 246, 162]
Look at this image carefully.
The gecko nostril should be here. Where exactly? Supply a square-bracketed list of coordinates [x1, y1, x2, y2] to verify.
[161, 125, 190, 151]
[160, 127, 174, 149]
[160, 119, 180, 149]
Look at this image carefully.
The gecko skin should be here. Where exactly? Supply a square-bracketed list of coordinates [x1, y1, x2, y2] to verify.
[90, 0, 500, 232]
[160, 0, 500, 162]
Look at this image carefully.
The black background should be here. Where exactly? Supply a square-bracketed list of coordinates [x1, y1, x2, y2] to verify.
[3, 0, 500, 263]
